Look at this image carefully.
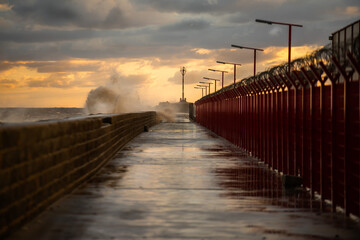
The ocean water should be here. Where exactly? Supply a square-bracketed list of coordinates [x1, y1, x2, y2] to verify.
[0, 108, 86, 123]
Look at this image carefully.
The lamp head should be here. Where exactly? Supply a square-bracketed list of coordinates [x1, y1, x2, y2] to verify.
[255, 19, 273, 25]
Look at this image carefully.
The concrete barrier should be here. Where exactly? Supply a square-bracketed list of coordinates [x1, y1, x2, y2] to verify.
[0, 112, 158, 237]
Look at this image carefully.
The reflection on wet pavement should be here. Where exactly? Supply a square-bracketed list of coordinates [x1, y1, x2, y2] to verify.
[7, 117, 360, 240]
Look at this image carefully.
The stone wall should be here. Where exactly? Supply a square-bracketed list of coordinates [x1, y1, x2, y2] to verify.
[0, 112, 158, 237]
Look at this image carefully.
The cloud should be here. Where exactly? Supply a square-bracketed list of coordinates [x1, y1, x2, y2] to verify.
[0, 79, 19, 88]
[1, 0, 359, 108]
[0, 0, 358, 62]
[26, 73, 76, 88]
[0, 29, 96, 43]
[108, 72, 150, 89]
[133, 0, 243, 14]
[160, 18, 211, 32]
[8, 0, 173, 30]
[0, 3, 12, 11]
[0, 58, 152, 91]
[0, 61, 17, 72]
[24, 61, 101, 73]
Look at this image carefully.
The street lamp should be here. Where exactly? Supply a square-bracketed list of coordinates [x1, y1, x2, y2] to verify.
[197, 84, 208, 95]
[255, 19, 303, 73]
[231, 45, 264, 76]
[203, 77, 220, 92]
[194, 86, 205, 97]
[199, 81, 213, 94]
[208, 69, 228, 89]
[216, 61, 241, 85]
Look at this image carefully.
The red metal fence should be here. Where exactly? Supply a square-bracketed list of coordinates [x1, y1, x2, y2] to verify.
[195, 52, 360, 217]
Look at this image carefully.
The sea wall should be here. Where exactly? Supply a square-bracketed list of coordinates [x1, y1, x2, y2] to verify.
[0, 112, 158, 237]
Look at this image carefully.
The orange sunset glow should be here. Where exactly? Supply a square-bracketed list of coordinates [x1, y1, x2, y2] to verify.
[0, 0, 359, 108]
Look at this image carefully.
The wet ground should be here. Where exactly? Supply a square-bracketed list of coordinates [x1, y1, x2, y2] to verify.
[7, 116, 360, 239]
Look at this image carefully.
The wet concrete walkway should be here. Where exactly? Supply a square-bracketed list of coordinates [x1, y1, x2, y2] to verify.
[7, 117, 360, 239]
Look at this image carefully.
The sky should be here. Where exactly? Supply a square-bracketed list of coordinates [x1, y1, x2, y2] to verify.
[0, 0, 359, 108]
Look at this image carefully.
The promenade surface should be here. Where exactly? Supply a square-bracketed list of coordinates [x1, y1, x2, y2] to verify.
[7, 115, 360, 239]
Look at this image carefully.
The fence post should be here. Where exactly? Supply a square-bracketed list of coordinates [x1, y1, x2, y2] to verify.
[259, 80, 268, 163]
[269, 76, 281, 171]
[346, 51, 360, 217]
[293, 71, 307, 182]
[264, 78, 274, 168]
[320, 61, 339, 212]
[332, 56, 353, 216]
[310, 65, 327, 202]
[279, 74, 293, 175]
[273, 75, 286, 173]
[301, 68, 317, 196]
[285, 72, 299, 176]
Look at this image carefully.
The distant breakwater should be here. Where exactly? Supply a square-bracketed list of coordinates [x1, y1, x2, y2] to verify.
[0, 108, 85, 123]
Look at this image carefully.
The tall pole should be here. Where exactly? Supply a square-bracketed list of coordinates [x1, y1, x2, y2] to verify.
[231, 45, 263, 77]
[182, 73, 184, 100]
[255, 19, 302, 73]
[200, 81, 213, 94]
[197, 84, 208, 95]
[234, 65, 236, 85]
[180, 66, 187, 101]
[216, 61, 241, 85]
[194, 87, 205, 98]
[254, 49, 256, 76]
[288, 25, 292, 73]
[222, 72, 224, 88]
[208, 69, 227, 89]
[203, 77, 220, 93]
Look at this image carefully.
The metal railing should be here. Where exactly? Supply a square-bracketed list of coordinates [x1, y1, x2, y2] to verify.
[195, 51, 360, 217]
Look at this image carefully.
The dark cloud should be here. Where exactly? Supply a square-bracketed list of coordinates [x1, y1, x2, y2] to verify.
[25, 61, 100, 73]
[0, 62, 17, 72]
[133, 0, 238, 14]
[0, 29, 96, 43]
[160, 18, 211, 32]
[11, 0, 80, 27]
[0, 0, 357, 62]
[103, 7, 128, 29]
[8, 0, 157, 29]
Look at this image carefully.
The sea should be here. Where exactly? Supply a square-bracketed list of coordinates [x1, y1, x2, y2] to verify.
[0, 108, 86, 124]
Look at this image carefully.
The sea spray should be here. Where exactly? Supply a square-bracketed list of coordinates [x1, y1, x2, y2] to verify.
[84, 74, 147, 114]
[84, 86, 125, 114]
[84, 74, 178, 122]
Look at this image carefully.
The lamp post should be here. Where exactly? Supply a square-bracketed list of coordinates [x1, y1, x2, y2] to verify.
[231, 45, 264, 76]
[203, 77, 220, 92]
[199, 81, 213, 94]
[194, 87, 205, 97]
[208, 69, 228, 88]
[180, 66, 186, 101]
[255, 19, 303, 73]
[197, 84, 208, 95]
[216, 61, 241, 85]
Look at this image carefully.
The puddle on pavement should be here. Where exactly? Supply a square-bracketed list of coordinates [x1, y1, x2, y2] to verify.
[6, 117, 360, 240]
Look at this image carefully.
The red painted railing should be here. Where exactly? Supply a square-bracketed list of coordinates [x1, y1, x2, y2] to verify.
[196, 52, 360, 217]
